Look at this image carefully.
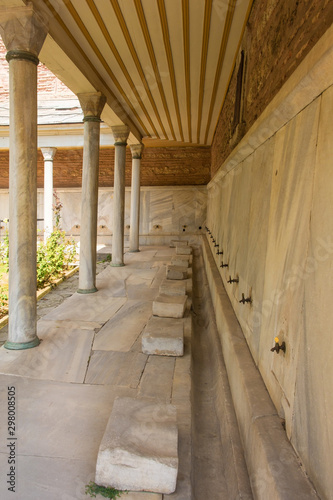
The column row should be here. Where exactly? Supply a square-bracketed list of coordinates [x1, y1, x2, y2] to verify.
[0, 4, 144, 350]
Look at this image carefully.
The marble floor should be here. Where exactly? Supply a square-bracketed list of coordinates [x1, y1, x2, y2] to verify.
[0, 247, 192, 500]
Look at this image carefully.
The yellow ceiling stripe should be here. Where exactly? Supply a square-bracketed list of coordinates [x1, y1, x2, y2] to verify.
[157, 0, 184, 142]
[182, 0, 191, 143]
[63, 0, 150, 136]
[204, 0, 236, 144]
[205, 0, 254, 144]
[86, 0, 160, 138]
[133, 0, 177, 141]
[110, 0, 170, 140]
[197, 0, 213, 143]
[43, 0, 145, 135]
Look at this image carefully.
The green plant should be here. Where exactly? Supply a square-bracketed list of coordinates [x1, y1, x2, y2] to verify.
[85, 481, 125, 499]
[0, 285, 8, 313]
[36, 229, 77, 289]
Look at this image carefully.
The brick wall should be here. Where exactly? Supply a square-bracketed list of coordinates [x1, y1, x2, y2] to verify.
[211, 0, 333, 176]
[0, 39, 75, 102]
[0, 146, 211, 189]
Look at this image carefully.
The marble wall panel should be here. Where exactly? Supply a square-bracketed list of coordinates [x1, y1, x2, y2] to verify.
[148, 190, 173, 233]
[0, 186, 207, 241]
[244, 139, 274, 357]
[259, 99, 320, 426]
[292, 86, 333, 500]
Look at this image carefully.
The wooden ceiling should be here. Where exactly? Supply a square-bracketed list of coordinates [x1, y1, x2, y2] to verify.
[24, 0, 254, 145]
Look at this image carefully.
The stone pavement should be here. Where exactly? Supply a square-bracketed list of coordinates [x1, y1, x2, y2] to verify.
[0, 247, 192, 500]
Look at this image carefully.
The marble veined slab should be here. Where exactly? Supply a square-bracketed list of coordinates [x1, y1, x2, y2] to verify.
[93, 300, 152, 352]
[85, 350, 147, 387]
[41, 293, 126, 325]
[126, 267, 158, 287]
[0, 324, 94, 383]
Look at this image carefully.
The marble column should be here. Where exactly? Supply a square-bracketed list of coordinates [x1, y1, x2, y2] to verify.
[0, 5, 48, 350]
[77, 92, 106, 294]
[129, 143, 144, 252]
[41, 147, 57, 241]
[111, 125, 130, 267]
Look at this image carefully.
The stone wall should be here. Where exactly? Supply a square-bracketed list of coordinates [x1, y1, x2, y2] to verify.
[211, 0, 333, 176]
[0, 185, 207, 246]
[206, 24, 333, 499]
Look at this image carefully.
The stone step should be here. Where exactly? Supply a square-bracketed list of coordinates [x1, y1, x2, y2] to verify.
[159, 279, 187, 296]
[170, 240, 188, 248]
[166, 265, 188, 280]
[153, 294, 187, 319]
[142, 316, 184, 356]
[176, 246, 192, 256]
[171, 255, 191, 268]
[95, 397, 178, 494]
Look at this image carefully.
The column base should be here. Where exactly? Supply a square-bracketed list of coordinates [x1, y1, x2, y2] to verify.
[4, 337, 40, 350]
[77, 287, 98, 294]
[128, 249, 140, 253]
[111, 262, 125, 267]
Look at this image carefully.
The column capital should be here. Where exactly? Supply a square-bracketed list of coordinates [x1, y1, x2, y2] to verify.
[130, 143, 144, 159]
[111, 125, 130, 146]
[77, 92, 106, 122]
[0, 3, 49, 58]
[41, 147, 57, 162]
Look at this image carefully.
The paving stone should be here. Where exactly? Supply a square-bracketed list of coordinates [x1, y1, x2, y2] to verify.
[159, 279, 187, 296]
[42, 293, 126, 325]
[95, 397, 178, 494]
[125, 493, 162, 500]
[142, 316, 184, 356]
[170, 240, 188, 248]
[93, 300, 152, 352]
[166, 265, 188, 280]
[85, 350, 148, 387]
[0, 323, 94, 383]
[139, 355, 175, 401]
[153, 294, 187, 319]
[176, 246, 192, 255]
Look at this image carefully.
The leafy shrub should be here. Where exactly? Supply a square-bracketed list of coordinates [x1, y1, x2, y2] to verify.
[36, 229, 77, 289]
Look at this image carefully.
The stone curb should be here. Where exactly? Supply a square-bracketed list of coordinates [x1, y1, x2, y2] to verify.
[201, 237, 319, 500]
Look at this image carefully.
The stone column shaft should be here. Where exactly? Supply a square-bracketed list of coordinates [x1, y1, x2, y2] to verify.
[41, 147, 57, 241]
[0, 4, 49, 350]
[129, 144, 144, 252]
[111, 125, 130, 267]
[77, 92, 106, 293]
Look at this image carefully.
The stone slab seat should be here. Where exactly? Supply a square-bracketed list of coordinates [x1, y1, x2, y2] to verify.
[166, 265, 188, 280]
[142, 316, 184, 356]
[171, 255, 191, 268]
[153, 294, 187, 319]
[176, 246, 192, 256]
[95, 397, 178, 494]
[170, 240, 188, 248]
[159, 279, 186, 296]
